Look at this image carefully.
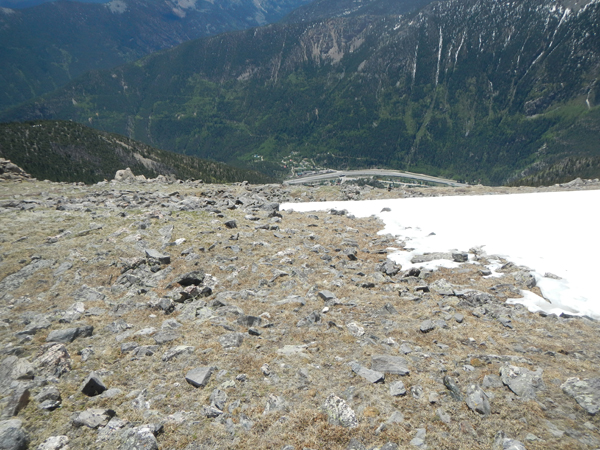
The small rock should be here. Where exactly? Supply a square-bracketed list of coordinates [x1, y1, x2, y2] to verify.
[46, 325, 93, 344]
[465, 384, 491, 415]
[176, 270, 205, 286]
[81, 372, 107, 397]
[323, 394, 358, 428]
[389, 381, 407, 396]
[349, 361, 384, 383]
[35, 386, 61, 411]
[444, 376, 463, 401]
[420, 320, 435, 333]
[145, 249, 171, 264]
[36, 435, 69, 450]
[161, 345, 194, 362]
[71, 408, 116, 429]
[371, 354, 410, 376]
[346, 322, 365, 337]
[218, 333, 244, 348]
[185, 366, 214, 388]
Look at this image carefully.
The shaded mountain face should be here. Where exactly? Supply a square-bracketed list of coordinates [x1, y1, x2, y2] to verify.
[0, 120, 274, 184]
[3, 0, 600, 185]
[0, 0, 313, 113]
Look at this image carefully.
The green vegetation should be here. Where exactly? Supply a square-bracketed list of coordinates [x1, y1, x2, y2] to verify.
[0, 121, 274, 184]
[2, 0, 599, 185]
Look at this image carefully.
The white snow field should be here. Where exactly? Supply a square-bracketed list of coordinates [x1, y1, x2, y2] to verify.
[281, 189, 600, 319]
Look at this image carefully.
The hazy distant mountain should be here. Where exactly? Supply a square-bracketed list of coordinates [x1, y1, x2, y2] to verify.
[3, 0, 600, 185]
[0, 0, 313, 113]
[0, 0, 107, 9]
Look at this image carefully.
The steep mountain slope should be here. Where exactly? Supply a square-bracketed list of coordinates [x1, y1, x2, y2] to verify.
[0, 0, 312, 113]
[281, 0, 434, 22]
[3, 0, 600, 184]
[0, 121, 274, 184]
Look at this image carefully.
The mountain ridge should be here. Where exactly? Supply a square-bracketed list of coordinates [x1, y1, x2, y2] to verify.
[2, 0, 600, 185]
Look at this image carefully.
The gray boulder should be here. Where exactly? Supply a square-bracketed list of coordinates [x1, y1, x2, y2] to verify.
[0, 419, 29, 450]
[145, 249, 171, 264]
[323, 394, 358, 428]
[465, 384, 491, 415]
[185, 366, 214, 388]
[71, 408, 116, 429]
[500, 365, 544, 399]
[389, 381, 407, 397]
[419, 320, 435, 333]
[218, 333, 244, 348]
[46, 325, 93, 344]
[561, 377, 600, 415]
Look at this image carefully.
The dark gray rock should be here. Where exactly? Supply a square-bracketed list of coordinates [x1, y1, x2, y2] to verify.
[218, 333, 244, 348]
[349, 361, 384, 383]
[323, 394, 357, 428]
[1, 385, 29, 418]
[443, 376, 463, 401]
[0, 419, 29, 450]
[35, 386, 61, 411]
[71, 408, 116, 428]
[344, 248, 358, 260]
[176, 270, 205, 287]
[500, 365, 544, 399]
[452, 252, 469, 262]
[81, 372, 107, 397]
[419, 320, 435, 333]
[185, 366, 214, 388]
[466, 384, 491, 415]
[224, 220, 237, 229]
[46, 325, 93, 344]
[131, 345, 158, 358]
[371, 355, 410, 376]
[378, 260, 400, 276]
[561, 377, 600, 415]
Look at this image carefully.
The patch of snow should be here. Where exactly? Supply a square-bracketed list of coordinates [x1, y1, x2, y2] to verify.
[106, 0, 127, 14]
[282, 190, 600, 319]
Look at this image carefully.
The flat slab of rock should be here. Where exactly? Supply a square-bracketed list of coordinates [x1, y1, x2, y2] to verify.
[145, 249, 171, 264]
[371, 355, 410, 376]
[561, 377, 600, 415]
[500, 365, 544, 399]
[71, 408, 116, 429]
[46, 325, 93, 344]
[350, 361, 384, 383]
[465, 384, 491, 415]
[185, 366, 214, 388]
[218, 333, 244, 348]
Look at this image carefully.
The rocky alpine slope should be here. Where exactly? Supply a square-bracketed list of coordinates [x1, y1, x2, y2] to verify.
[1, 172, 600, 449]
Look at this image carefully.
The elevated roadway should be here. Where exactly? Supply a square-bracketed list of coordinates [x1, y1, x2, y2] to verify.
[283, 169, 467, 187]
